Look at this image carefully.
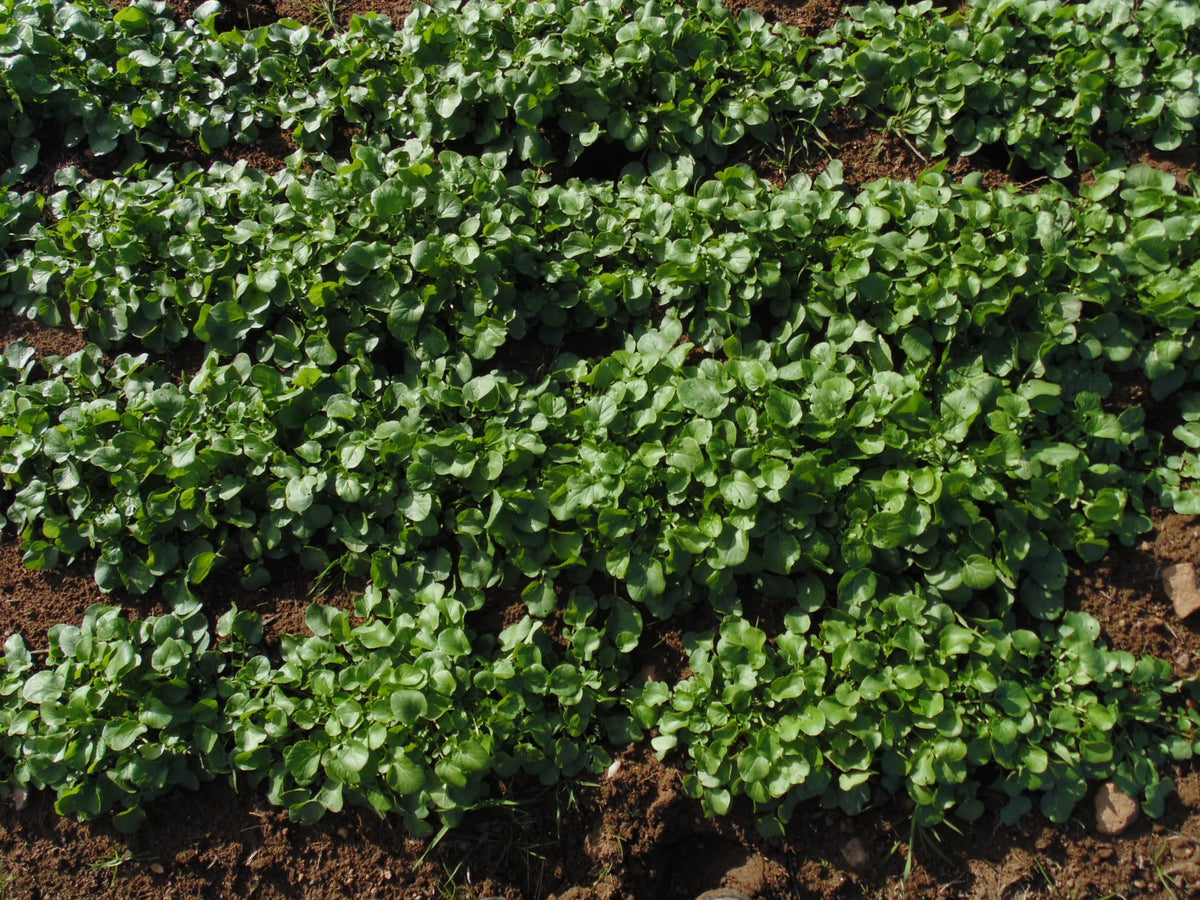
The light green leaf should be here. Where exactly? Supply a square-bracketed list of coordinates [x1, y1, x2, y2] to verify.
[678, 378, 728, 418]
[961, 556, 996, 590]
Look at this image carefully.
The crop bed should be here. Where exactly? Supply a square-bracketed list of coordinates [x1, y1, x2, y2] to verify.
[1, 0, 1200, 896]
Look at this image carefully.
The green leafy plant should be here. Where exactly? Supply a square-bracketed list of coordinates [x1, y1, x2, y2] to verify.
[0, 601, 240, 831]
[1, 0, 1199, 843]
[3, 0, 1195, 189]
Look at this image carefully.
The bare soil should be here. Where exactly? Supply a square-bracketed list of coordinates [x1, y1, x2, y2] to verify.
[2, 0, 1200, 897]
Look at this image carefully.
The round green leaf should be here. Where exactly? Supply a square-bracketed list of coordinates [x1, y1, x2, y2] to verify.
[961, 556, 996, 590]
[677, 378, 728, 418]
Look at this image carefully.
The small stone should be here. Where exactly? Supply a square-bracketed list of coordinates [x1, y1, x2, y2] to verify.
[10, 787, 27, 812]
[1163, 563, 1200, 619]
[149, 863, 165, 875]
[1095, 782, 1140, 835]
[841, 837, 869, 869]
[1096, 846, 1114, 859]
[1172, 843, 1195, 860]
[635, 664, 659, 683]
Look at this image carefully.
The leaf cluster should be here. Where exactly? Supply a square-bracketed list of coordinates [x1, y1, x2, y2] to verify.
[2, 0, 1200, 839]
[1, 0, 1196, 187]
[0, 602, 227, 832]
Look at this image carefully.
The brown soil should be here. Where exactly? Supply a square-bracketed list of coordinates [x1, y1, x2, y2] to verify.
[808, 108, 934, 187]
[0, 310, 90, 362]
[0, 539, 145, 653]
[724, 0, 846, 36]
[166, 129, 298, 175]
[4, 1, 1200, 899]
[743, 105, 1024, 193]
[336, 0, 415, 28]
[1069, 512, 1200, 674]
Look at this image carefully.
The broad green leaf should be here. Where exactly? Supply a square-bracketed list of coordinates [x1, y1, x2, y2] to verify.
[285, 741, 322, 783]
[326, 748, 366, 787]
[112, 806, 147, 833]
[388, 755, 426, 795]
[797, 706, 825, 736]
[720, 471, 757, 510]
[103, 718, 147, 752]
[187, 551, 219, 585]
[4, 635, 32, 676]
[1000, 794, 1033, 825]
[522, 580, 558, 617]
[678, 378, 728, 418]
[939, 626, 973, 657]
[372, 180, 407, 218]
[666, 438, 704, 472]
[627, 556, 666, 602]
[390, 690, 428, 725]
[22, 670, 62, 703]
[114, 5, 151, 28]
[286, 477, 315, 514]
[961, 556, 996, 591]
[765, 387, 803, 427]
[608, 599, 643, 653]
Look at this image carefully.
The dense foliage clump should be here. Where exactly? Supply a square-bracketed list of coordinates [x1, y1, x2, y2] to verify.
[1, 0, 1199, 836]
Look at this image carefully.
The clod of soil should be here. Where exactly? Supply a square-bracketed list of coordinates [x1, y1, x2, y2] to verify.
[841, 837, 870, 869]
[1164, 562, 1200, 619]
[1095, 782, 1140, 836]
